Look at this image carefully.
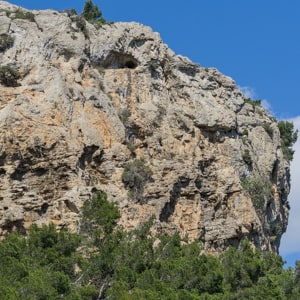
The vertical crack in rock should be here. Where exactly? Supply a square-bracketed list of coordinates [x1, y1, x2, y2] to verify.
[159, 177, 191, 222]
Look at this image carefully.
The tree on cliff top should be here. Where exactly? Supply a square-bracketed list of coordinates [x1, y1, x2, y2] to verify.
[82, 0, 106, 24]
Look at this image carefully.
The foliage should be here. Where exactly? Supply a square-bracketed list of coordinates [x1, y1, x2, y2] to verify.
[81, 191, 120, 244]
[82, 0, 106, 25]
[81, 220, 300, 299]
[13, 9, 35, 22]
[222, 239, 263, 292]
[263, 122, 273, 136]
[0, 65, 21, 87]
[122, 159, 153, 202]
[278, 120, 298, 162]
[1, 191, 300, 298]
[0, 34, 14, 52]
[0, 224, 85, 299]
[147, 59, 160, 71]
[73, 15, 89, 38]
[118, 108, 131, 125]
[95, 65, 105, 75]
[242, 128, 249, 136]
[242, 149, 252, 165]
[69, 0, 108, 39]
[241, 175, 273, 210]
[244, 98, 262, 106]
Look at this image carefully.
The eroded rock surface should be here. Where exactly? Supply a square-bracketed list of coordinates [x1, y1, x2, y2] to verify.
[0, 1, 290, 253]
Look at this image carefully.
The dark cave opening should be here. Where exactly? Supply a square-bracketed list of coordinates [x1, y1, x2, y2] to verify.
[124, 60, 137, 69]
[100, 51, 139, 69]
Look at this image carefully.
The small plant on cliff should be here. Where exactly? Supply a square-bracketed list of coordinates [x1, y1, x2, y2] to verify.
[95, 65, 105, 75]
[72, 15, 89, 38]
[263, 122, 273, 137]
[147, 59, 160, 71]
[244, 98, 262, 106]
[118, 108, 131, 126]
[122, 159, 153, 203]
[13, 9, 35, 22]
[242, 128, 249, 136]
[0, 65, 21, 87]
[0, 34, 14, 52]
[147, 59, 161, 78]
[242, 149, 252, 165]
[241, 176, 273, 210]
[277, 120, 298, 162]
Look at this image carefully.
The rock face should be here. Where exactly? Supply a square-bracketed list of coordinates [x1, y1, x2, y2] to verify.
[0, 1, 291, 253]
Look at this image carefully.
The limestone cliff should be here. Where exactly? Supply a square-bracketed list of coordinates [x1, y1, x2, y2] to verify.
[0, 1, 291, 253]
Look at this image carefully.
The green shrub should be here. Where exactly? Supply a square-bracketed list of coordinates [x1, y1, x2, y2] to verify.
[125, 141, 136, 155]
[147, 59, 160, 71]
[263, 122, 273, 136]
[95, 65, 105, 75]
[277, 120, 298, 162]
[122, 159, 153, 203]
[0, 34, 14, 52]
[0, 65, 21, 86]
[241, 176, 273, 210]
[242, 128, 249, 136]
[244, 98, 261, 106]
[13, 9, 35, 22]
[242, 149, 252, 165]
[118, 108, 131, 125]
[81, 191, 120, 241]
[73, 15, 89, 38]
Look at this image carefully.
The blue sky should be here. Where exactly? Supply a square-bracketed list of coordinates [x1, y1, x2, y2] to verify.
[7, 0, 300, 265]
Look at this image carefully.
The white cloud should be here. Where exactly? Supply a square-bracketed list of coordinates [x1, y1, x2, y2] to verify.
[238, 85, 272, 113]
[238, 85, 256, 99]
[261, 99, 272, 112]
[280, 116, 300, 256]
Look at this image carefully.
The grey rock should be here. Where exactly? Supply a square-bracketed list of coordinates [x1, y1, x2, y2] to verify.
[0, 1, 291, 253]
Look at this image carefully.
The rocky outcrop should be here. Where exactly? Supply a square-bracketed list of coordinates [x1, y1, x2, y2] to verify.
[0, 1, 291, 253]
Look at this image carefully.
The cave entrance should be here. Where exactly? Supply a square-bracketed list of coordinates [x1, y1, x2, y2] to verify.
[101, 51, 139, 69]
[124, 60, 137, 69]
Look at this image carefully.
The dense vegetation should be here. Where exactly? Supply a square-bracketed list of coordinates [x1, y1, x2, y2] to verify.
[278, 120, 298, 162]
[0, 191, 300, 299]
